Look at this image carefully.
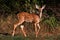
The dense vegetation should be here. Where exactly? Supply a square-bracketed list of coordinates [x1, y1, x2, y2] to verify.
[0, 0, 60, 40]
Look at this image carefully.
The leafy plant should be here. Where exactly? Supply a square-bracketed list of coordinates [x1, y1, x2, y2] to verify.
[43, 16, 58, 32]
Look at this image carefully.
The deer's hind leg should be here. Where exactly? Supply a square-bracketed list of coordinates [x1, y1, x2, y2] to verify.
[12, 18, 24, 36]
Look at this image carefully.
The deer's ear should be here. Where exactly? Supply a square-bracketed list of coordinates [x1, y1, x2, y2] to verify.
[35, 4, 40, 9]
[41, 5, 46, 10]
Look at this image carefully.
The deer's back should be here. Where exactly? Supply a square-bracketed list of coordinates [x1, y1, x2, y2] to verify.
[17, 12, 40, 22]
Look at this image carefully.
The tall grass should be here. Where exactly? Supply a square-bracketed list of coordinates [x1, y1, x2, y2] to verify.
[42, 16, 59, 33]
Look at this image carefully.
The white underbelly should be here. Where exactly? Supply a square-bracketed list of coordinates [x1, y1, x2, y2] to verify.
[25, 20, 33, 22]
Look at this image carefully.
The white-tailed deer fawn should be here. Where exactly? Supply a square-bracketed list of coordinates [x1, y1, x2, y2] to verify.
[12, 4, 46, 37]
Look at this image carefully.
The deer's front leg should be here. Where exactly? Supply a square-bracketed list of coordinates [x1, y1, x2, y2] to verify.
[34, 23, 38, 37]
[36, 23, 40, 36]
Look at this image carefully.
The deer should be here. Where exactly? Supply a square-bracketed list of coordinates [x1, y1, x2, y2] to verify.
[12, 4, 46, 37]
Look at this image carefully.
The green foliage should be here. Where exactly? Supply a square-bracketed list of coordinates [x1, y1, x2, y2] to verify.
[0, 34, 60, 40]
[0, 0, 45, 13]
[43, 16, 59, 32]
[44, 16, 57, 27]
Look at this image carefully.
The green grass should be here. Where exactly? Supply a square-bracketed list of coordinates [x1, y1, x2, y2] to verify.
[0, 34, 29, 40]
[0, 34, 60, 40]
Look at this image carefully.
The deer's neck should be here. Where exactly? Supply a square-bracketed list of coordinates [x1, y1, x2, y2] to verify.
[39, 10, 42, 19]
